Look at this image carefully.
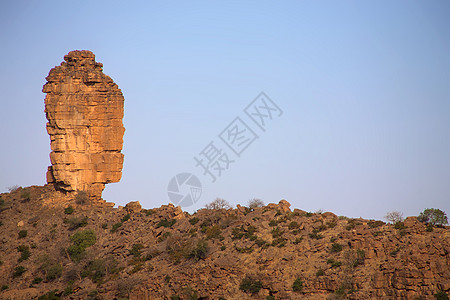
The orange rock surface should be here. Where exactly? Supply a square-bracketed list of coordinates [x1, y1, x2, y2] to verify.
[43, 50, 124, 199]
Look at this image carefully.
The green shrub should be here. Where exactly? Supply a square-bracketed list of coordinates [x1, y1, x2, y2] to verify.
[345, 219, 361, 230]
[330, 243, 343, 253]
[18, 229, 28, 239]
[17, 245, 31, 262]
[110, 222, 123, 233]
[288, 221, 300, 230]
[271, 227, 284, 238]
[255, 238, 270, 248]
[293, 237, 303, 244]
[188, 240, 208, 261]
[235, 246, 254, 253]
[63, 281, 74, 296]
[32, 277, 43, 285]
[292, 277, 303, 292]
[271, 237, 287, 247]
[240, 276, 262, 294]
[129, 244, 144, 257]
[67, 229, 96, 261]
[64, 217, 88, 230]
[316, 224, 327, 232]
[266, 296, 275, 300]
[81, 259, 113, 283]
[390, 247, 400, 257]
[37, 289, 60, 300]
[143, 209, 155, 216]
[327, 258, 342, 268]
[220, 245, 226, 251]
[143, 248, 161, 261]
[156, 219, 176, 228]
[394, 222, 406, 230]
[0, 198, 4, 207]
[39, 255, 64, 281]
[70, 229, 96, 248]
[182, 286, 199, 300]
[269, 219, 278, 227]
[157, 231, 172, 242]
[1, 285, 8, 291]
[373, 231, 382, 237]
[83, 257, 118, 283]
[121, 214, 131, 222]
[21, 190, 31, 201]
[292, 228, 301, 235]
[165, 235, 192, 262]
[206, 225, 223, 240]
[164, 275, 171, 283]
[344, 249, 366, 268]
[418, 208, 448, 226]
[245, 226, 257, 239]
[101, 223, 108, 229]
[64, 206, 74, 214]
[189, 217, 199, 225]
[326, 221, 337, 228]
[46, 264, 63, 281]
[231, 227, 245, 240]
[13, 265, 26, 277]
[309, 232, 323, 240]
[354, 250, 365, 267]
[435, 290, 449, 300]
[316, 269, 325, 276]
[426, 223, 434, 232]
[368, 220, 384, 228]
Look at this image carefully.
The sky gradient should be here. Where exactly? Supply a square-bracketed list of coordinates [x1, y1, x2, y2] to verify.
[1, 1, 449, 220]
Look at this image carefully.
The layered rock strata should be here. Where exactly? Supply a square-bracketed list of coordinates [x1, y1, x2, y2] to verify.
[43, 50, 124, 199]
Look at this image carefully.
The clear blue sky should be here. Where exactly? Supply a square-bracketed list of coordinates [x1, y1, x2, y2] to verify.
[1, 1, 449, 220]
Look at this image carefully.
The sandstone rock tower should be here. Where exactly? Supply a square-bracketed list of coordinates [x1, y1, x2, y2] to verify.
[43, 50, 125, 199]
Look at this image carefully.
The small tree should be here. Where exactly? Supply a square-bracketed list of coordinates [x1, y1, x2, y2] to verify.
[292, 277, 303, 292]
[239, 276, 262, 294]
[248, 198, 264, 209]
[384, 211, 404, 224]
[418, 208, 448, 226]
[75, 191, 89, 205]
[205, 198, 231, 210]
[7, 185, 20, 192]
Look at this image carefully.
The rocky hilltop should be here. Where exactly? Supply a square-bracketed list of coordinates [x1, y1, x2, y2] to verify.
[43, 50, 125, 200]
[0, 186, 448, 299]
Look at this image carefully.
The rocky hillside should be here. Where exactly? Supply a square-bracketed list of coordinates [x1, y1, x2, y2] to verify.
[0, 185, 449, 300]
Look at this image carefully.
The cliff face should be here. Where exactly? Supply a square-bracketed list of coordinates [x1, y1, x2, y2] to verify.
[43, 50, 125, 199]
[0, 187, 449, 300]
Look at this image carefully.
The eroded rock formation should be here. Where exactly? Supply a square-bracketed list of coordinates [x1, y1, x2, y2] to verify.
[43, 50, 125, 199]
